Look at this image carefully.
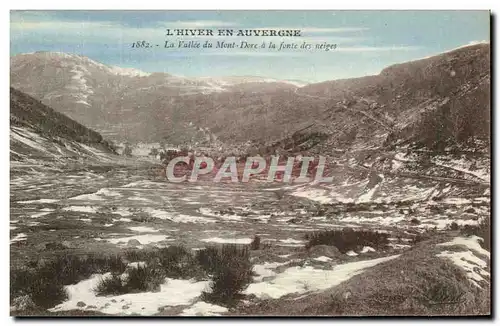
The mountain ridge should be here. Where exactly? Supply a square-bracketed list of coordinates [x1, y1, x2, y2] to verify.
[10, 43, 490, 153]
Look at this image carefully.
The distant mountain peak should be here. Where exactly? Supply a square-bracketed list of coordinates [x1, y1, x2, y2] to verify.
[13, 51, 151, 78]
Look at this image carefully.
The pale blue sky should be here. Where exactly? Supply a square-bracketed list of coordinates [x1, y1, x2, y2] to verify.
[10, 11, 490, 82]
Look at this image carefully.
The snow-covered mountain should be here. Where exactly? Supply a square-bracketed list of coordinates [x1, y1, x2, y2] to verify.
[10, 51, 306, 142]
[10, 43, 490, 152]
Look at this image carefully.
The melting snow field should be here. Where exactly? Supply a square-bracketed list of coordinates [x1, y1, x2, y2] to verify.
[245, 255, 400, 299]
[9, 154, 490, 316]
[437, 250, 489, 288]
[437, 235, 490, 258]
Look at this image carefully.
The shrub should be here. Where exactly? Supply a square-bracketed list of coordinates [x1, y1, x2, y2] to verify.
[125, 246, 202, 280]
[94, 274, 127, 296]
[42, 254, 128, 285]
[27, 276, 68, 309]
[125, 264, 165, 293]
[11, 268, 35, 299]
[40, 254, 85, 286]
[461, 218, 490, 251]
[106, 255, 129, 275]
[201, 244, 253, 306]
[11, 253, 128, 310]
[158, 245, 205, 279]
[195, 246, 221, 274]
[305, 228, 389, 253]
[11, 267, 68, 309]
[84, 254, 128, 275]
[124, 249, 157, 262]
[250, 235, 261, 250]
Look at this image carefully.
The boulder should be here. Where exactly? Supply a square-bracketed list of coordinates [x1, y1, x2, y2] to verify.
[43, 241, 69, 250]
[127, 239, 141, 247]
[308, 245, 341, 258]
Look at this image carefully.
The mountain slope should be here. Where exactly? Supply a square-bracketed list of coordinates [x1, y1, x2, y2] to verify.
[10, 87, 116, 165]
[300, 43, 490, 151]
[10, 52, 303, 142]
[9, 43, 490, 156]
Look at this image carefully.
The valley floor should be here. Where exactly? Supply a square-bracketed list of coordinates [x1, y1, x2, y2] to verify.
[9, 159, 491, 316]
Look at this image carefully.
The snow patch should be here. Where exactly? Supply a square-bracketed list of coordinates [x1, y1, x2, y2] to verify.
[106, 234, 170, 245]
[49, 274, 209, 316]
[179, 302, 228, 316]
[437, 236, 490, 258]
[109, 66, 151, 77]
[112, 207, 132, 217]
[279, 238, 306, 244]
[361, 246, 376, 253]
[30, 211, 51, 218]
[18, 198, 59, 204]
[201, 237, 253, 244]
[11, 233, 27, 244]
[63, 206, 98, 213]
[292, 188, 334, 204]
[128, 226, 160, 233]
[436, 250, 489, 288]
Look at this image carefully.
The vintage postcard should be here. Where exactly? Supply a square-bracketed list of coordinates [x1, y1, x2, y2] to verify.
[10, 10, 491, 317]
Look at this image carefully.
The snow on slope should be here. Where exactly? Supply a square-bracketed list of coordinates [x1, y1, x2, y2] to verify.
[10, 126, 115, 165]
[436, 236, 490, 288]
[196, 76, 308, 88]
[109, 66, 151, 77]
